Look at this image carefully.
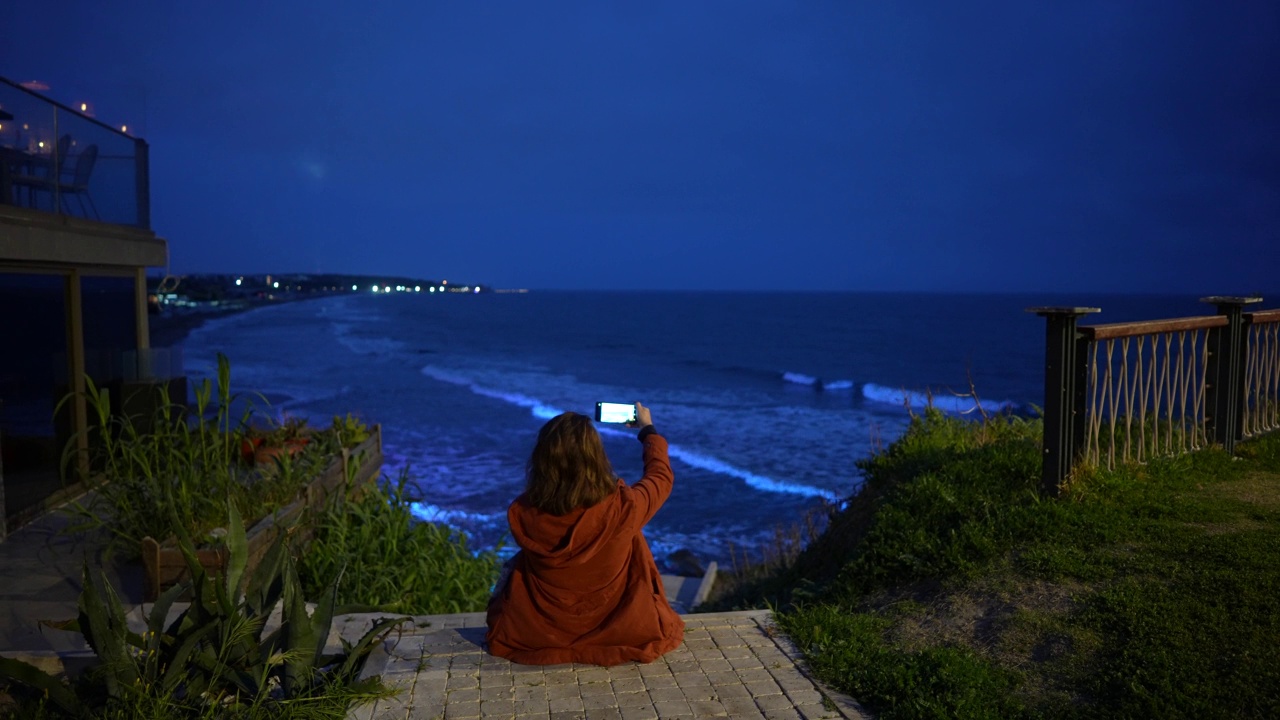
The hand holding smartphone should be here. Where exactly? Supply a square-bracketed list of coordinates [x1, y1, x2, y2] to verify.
[595, 402, 637, 424]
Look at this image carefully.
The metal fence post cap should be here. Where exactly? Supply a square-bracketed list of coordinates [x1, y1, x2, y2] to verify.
[1199, 296, 1263, 306]
[1025, 307, 1102, 317]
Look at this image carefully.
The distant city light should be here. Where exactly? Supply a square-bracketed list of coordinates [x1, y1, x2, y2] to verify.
[352, 284, 357, 291]
[430, 287, 436, 293]
[272, 281, 279, 289]
[415, 286, 421, 292]
[474, 287, 480, 293]
[371, 285, 379, 293]
[37, 141, 44, 149]
[235, 278, 242, 286]
[442, 280, 448, 285]
[120, 125, 127, 133]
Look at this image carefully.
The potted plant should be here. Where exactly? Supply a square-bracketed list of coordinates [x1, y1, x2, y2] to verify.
[60, 354, 384, 600]
[240, 415, 313, 465]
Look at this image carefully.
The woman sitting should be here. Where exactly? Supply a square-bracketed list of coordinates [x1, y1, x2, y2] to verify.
[486, 403, 684, 665]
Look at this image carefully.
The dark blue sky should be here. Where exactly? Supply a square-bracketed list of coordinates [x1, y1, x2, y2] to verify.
[3, 2, 1277, 292]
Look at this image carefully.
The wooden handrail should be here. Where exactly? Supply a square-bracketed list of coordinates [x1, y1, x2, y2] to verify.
[1082, 315, 1227, 341]
[1246, 308, 1280, 324]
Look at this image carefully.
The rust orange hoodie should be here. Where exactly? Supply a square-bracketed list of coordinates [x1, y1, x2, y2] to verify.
[485, 431, 685, 665]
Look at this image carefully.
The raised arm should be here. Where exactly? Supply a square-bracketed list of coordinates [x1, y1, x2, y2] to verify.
[626, 402, 674, 526]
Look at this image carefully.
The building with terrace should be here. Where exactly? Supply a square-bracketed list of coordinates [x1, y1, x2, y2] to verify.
[0, 76, 172, 537]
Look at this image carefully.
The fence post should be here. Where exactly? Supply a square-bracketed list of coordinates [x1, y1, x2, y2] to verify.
[1201, 296, 1261, 454]
[1027, 307, 1100, 497]
[134, 138, 151, 230]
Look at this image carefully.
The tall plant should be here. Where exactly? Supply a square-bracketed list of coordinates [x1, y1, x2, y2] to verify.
[59, 354, 333, 553]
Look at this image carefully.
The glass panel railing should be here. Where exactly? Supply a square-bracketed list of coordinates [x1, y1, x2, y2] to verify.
[0, 77, 149, 230]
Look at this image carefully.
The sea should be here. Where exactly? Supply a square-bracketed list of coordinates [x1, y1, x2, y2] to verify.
[177, 291, 1217, 570]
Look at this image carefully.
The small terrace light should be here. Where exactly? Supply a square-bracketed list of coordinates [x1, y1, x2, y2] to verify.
[235, 278, 242, 286]
[273, 281, 279, 289]
[415, 286, 421, 292]
[121, 125, 128, 134]
[352, 284, 357, 291]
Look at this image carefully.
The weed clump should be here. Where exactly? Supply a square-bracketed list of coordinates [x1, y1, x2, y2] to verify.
[298, 469, 500, 614]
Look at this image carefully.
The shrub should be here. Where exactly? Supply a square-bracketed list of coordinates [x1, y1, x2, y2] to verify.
[299, 470, 500, 614]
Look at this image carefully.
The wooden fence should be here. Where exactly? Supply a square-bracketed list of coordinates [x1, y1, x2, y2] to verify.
[1030, 297, 1280, 495]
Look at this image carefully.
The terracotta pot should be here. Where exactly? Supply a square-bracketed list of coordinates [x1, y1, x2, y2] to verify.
[252, 437, 309, 465]
[240, 437, 265, 463]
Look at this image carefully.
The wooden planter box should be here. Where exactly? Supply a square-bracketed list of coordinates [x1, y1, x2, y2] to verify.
[140, 425, 384, 601]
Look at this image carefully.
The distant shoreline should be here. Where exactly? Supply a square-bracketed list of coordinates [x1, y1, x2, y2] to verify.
[148, 295, 334, 349]
[148, 305, 247, 349]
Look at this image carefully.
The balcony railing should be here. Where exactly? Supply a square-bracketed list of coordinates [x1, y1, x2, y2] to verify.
[1030, 297, 1279, 495]
[0, 76, 150, 230]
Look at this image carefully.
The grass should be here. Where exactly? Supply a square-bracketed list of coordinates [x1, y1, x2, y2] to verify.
[709, 408, 1280, 719]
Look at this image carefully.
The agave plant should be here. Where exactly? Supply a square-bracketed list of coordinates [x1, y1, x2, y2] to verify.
[0, 505, 408, 718]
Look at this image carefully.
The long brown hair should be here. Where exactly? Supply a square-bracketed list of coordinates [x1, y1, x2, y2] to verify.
[524, 412, 617, 515]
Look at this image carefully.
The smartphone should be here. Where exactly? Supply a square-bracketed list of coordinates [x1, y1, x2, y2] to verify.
[595, 402, 637, 424]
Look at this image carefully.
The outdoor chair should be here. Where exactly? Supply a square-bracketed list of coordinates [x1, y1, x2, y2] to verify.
[58, 143, 99, 219]
[10, 133, 71, 211]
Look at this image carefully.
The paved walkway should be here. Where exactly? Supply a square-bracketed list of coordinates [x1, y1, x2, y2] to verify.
[342, 610, 868, 720]
[0, 509, 870, 719]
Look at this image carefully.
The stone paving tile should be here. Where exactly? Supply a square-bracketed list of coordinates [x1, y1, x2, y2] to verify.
[619, 705, 659, 720]
[349, 610, 871, 720]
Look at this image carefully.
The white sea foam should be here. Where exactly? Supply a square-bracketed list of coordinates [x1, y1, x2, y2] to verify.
[419, 365, 565, 420]
[782, 371, 819, 386]
[862, 383, 1016, 414]
[666, 444, 838, 501]
[410, 502, 505, 526]
[782, 371, 853, 392]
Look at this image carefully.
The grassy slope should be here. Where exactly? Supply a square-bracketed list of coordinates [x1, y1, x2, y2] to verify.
[708, 410, 1280, 719]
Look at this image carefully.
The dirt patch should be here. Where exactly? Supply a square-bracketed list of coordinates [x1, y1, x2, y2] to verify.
[867, 574, 1098, 708]
[1191, 518, 1268, 535]
[1207, 471, 1280, 510]
[871, 576, 1087, 654]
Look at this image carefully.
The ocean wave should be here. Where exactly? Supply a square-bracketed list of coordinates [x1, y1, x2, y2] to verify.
[419, 364, 838, 500]
[782, 371, 854, 392]
[862, 383, 1017, 414]
[666, 444, 838, 501]
[409, 502, 505, 526]
[420, 365, 565, 420]
[782, 371, 819, 386]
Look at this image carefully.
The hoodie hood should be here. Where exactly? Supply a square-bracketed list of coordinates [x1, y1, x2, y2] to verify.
[508, 482, 625, 568]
